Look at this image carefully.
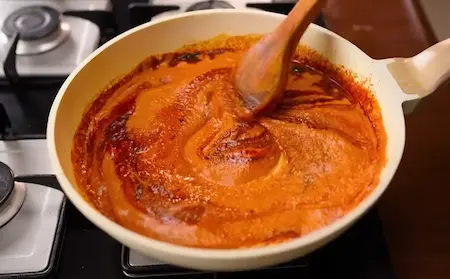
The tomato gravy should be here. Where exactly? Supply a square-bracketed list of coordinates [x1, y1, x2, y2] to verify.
[72, 35, 386, 248]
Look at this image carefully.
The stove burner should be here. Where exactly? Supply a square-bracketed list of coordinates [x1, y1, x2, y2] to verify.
[186, 0, 234, 11]
[0, 162, 14, 206]
[13, 21, 70, 55]
[2, 6, 60, 41]
[0, 162, 26, 227]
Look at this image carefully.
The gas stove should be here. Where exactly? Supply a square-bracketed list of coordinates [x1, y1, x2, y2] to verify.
[0, 0, 110, 78]
[0, 1, 394, 278]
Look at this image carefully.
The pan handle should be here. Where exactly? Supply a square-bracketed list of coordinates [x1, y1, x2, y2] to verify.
[386, 38, 450, 99]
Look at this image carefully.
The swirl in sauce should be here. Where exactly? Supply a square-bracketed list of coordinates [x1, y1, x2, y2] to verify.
[72, 35, 386, 248]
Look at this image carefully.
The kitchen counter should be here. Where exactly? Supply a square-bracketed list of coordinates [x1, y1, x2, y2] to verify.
[323, 1, 450, 278]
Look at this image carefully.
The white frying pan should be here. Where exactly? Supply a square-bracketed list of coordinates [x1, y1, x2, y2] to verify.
[46, 10, 450, 271]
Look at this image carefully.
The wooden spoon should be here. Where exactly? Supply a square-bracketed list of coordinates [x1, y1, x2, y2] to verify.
[234, 0, 326, 119]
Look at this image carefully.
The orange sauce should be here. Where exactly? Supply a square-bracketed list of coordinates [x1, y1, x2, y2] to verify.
[72, 35, 386, 248]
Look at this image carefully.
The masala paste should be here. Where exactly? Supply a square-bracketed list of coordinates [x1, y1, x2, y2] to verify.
[72, 35, 386, 248]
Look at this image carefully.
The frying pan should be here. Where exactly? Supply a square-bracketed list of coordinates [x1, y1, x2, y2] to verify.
[46, 10, 450, 271]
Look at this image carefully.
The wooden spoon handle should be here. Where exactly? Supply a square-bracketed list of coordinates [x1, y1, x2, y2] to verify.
[233, 0, 326, 120]
[275, 0, 325, 54]
[279, 0, 325, 61]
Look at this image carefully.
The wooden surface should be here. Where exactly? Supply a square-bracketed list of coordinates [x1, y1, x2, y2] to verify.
[322, 1, 450, 278]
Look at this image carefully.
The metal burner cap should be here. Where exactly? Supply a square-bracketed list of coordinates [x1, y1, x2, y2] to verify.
[186, 1, 234, 11]
[0, 162, 14, 207]
[2, 6, 60, 41]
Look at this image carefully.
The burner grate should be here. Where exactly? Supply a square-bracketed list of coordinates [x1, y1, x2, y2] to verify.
[0, 177, 66, 279]
[121, 246, 310, 277]
[247, 2, 327, 26]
